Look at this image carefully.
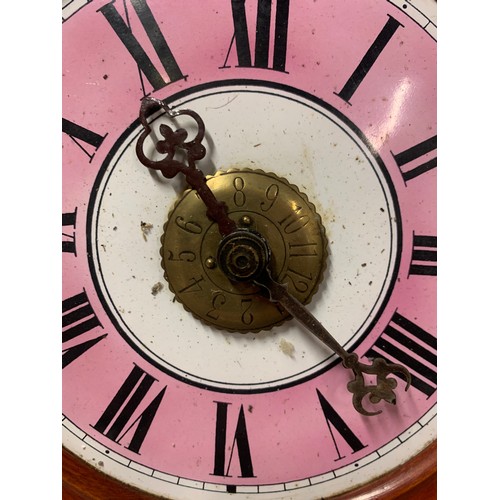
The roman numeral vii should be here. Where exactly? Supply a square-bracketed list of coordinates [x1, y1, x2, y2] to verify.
[94, 364, 166, 454]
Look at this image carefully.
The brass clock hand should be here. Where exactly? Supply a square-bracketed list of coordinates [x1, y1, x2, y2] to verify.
[136, 97, 237, 237]
[137, 101, 411, 416]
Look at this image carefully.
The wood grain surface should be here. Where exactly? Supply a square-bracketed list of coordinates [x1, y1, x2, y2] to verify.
[62, 440, 436, 500]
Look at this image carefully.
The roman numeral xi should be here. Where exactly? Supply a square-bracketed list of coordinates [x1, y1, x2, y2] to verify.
[99, 0, 185, 95]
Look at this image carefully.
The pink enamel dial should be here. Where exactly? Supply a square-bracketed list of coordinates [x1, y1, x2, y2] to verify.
[62, 1, 437, 499]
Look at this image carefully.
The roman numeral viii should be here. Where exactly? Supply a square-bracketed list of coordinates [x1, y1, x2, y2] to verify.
[212, 402, 255, 478]
[98, 0, 185, 95]
[366, 312, 437, 397]
[317, 390, 366, 460]
[222, 0, 290, 72]
[62, 290, 107, 368]
[94, 364, 166, 454]
[336, 15, 404, 103]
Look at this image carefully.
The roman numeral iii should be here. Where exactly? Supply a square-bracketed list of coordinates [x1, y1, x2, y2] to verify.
[410, 234, 437, 277]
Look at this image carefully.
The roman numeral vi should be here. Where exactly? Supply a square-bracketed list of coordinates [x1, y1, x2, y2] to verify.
[212, 402, 255, 478]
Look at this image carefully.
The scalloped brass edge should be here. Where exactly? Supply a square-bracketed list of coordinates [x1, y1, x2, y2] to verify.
[159, 168, 329, 334]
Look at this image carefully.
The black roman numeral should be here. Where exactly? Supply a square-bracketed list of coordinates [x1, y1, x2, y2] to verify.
[392, 135, 437, 183]
[336, 15, 404, 103]
[62, 290, 107, 368]
[366, 312, 437, 397]
[62, 118, 107, 162]
[98, 0, 185, 96]
[222, 0, 290, 72]
[317, 390, 366, 460]
[62, 209, 77, 256]
[410, 234, 437, 277]
[94, 364, 166, 454]
[212, 402, 255, 478]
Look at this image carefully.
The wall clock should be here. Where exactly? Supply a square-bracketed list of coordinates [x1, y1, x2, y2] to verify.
[62, 0, 437, 498]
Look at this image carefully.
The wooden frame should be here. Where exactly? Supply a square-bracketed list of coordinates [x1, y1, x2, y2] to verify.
[62, 440, 436, 499]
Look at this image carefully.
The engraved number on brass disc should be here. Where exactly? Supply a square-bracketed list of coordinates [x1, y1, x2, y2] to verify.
[161, 169, 327, 332]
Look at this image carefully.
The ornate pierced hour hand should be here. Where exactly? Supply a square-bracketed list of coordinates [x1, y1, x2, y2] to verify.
[136, 97, 237, 237]
[136, 97, 412, 416]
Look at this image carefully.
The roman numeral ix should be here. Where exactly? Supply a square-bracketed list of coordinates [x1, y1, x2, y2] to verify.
[62, 208, 77, 256]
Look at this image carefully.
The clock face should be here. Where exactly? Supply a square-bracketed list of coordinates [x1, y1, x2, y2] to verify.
[62, 1, 437, 499]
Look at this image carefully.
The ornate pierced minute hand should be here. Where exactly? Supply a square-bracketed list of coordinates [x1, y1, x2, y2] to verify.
[136, 97, 411, 416]
[253, 266, 411, 416]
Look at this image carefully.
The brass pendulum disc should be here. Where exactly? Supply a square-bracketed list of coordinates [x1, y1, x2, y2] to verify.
[160, 169, 328, 332]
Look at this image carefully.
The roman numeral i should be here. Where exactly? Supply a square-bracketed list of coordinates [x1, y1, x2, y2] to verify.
[336, 15, 404, 103]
